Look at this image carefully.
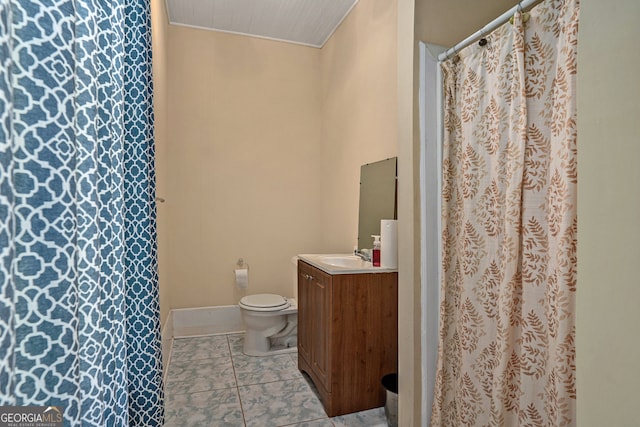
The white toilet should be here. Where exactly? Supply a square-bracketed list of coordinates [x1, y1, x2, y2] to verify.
[238, 293, 298, 356]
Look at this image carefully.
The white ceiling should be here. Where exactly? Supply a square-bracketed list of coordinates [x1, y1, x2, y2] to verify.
[165, 0, 359, 48]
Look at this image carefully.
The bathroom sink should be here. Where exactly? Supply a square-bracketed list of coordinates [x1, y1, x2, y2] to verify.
[297, 254, 398, 275]
[317, 255, 369, 269]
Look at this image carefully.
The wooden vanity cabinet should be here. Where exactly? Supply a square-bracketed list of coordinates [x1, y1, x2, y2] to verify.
[297, 260, 398, 417]
[298, 261, 331, 388]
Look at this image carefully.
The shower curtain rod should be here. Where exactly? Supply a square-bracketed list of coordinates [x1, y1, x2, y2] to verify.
[438, 0, 542, 62]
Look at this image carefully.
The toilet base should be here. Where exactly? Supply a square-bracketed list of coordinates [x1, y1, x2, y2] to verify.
[242, 344, 297, 357]
[242, 333, 298, 357]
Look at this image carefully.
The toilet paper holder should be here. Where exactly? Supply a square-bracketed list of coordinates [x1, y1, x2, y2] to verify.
[235, 258, 250, 290]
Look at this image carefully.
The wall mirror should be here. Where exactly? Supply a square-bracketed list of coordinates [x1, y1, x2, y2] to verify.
[357, 157, 397, 251]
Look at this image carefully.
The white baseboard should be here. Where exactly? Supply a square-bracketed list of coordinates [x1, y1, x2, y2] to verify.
[161, 310, 174, 385]
[172, 305, 245, 338]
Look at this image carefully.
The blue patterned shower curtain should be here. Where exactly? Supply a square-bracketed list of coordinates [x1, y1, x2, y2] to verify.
[0, 1, 163, 426]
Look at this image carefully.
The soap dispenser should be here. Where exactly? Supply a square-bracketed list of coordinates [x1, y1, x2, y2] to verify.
[371, 235, 381, 267]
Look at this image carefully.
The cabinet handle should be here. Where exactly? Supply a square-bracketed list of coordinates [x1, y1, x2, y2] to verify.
[303, 273, 314, 281]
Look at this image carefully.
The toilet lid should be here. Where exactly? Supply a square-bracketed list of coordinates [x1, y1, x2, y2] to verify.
[240, 294, 290, 311]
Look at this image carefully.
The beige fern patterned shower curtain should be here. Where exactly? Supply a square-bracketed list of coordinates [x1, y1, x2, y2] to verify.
[431, 0, 579, 425]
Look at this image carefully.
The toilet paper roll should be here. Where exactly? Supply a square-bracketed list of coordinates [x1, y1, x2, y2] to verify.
[381, 219, 398, 269]
[235, 268, 249, 289]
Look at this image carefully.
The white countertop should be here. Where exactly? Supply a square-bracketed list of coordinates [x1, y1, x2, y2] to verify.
[297, 254, 398, 275]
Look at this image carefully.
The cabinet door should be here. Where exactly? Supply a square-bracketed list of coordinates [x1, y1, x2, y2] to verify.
[297, 263, 313, 364]
[310, 270, 330, 389]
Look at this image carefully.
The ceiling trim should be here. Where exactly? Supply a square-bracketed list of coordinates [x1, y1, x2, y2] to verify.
[167, 21, 322, 49]
[164, 0, 359, 49]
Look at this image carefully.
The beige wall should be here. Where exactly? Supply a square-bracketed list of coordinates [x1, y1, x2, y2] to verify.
[151, 0, 170, 325]
[576, 0, 640, 425]
[414, 0, 519, 45]
[165, 28, 323, 308]
[320, 0, 399, 252]
[396, 0, 417, 424]
[161, 0, 399, 309]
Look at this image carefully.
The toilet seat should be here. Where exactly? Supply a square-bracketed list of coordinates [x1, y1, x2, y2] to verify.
[239, 293, 290, 312]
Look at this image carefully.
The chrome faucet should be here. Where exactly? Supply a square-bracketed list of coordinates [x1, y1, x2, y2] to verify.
[354, 248, 371, 262]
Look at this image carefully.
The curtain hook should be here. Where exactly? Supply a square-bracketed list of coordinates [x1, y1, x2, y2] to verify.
[510, 2, 523, 25]
[478, 28, 488, 47]
[516, 1, 531, 23]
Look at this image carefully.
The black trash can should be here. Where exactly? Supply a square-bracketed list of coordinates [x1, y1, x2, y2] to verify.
[381, 373, 398, 427]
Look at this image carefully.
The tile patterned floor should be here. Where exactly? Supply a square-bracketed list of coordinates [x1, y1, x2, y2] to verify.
[163, 333, 389, 427]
